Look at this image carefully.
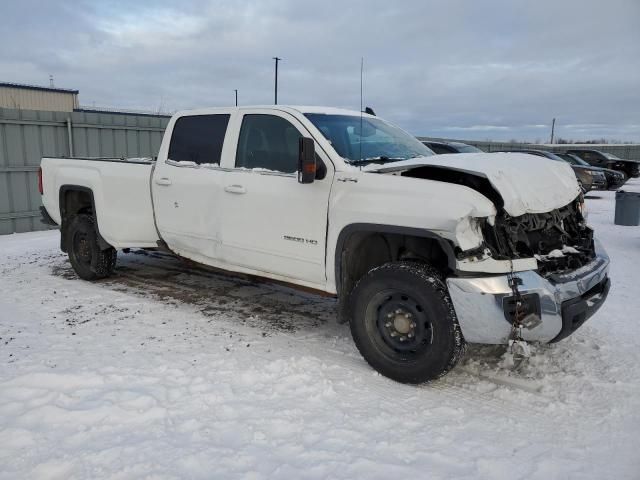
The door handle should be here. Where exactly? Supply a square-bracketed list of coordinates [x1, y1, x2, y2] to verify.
[224, 184, 247, 194]
[155, 177, 172, 186]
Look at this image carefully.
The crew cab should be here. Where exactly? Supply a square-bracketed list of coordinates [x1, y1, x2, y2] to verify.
[39, 106, 611, 383]
[564, 149, 640, 179]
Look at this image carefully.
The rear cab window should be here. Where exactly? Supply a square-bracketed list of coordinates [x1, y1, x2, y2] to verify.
[168, 114, 230, 166]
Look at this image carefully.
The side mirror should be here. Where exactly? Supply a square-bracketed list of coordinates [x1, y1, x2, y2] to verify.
[298, 137, 316, 184]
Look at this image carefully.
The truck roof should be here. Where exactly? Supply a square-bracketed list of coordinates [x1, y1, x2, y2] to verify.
[173, 105, 375, 118]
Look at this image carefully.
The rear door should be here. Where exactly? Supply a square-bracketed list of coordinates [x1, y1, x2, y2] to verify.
[152, 113, 231, 261]
[219, 109, 333, 286]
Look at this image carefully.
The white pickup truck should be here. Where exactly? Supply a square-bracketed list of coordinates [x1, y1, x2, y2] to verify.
[39, 106, 611, 383]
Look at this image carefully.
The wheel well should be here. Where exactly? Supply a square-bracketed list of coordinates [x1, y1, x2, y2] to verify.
[61, 188, 93, 219]
[336, 227, 455, 322]
[59, 186, 110, 252]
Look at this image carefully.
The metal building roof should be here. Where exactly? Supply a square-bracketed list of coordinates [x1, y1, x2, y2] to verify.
[0, 81, 79, 94]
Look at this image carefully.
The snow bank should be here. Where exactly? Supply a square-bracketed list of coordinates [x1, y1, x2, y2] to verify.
[1, 180, 639, 479]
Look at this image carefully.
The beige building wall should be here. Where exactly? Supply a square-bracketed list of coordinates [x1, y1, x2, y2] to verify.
[0, 85, 79, 112]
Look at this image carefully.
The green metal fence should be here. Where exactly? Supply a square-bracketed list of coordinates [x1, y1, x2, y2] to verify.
[2, 108, 638, 236]
[0, 108, 169, 235]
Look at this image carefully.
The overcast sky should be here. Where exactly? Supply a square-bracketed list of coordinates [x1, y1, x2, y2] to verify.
[2, 0, 639, 141]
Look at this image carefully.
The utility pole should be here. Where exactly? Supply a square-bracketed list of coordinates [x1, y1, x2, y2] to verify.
[234, 89, 238, 106]
[550, 118, 556, 144]
[273, 57, 281, 104]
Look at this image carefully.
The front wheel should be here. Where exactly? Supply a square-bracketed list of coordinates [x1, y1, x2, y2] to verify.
[67, 214, 117, 280]
[349, 261, 465, 383]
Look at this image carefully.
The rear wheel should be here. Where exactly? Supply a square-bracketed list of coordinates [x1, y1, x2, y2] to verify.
[348, 261, 465, 383]
[67, 214, 117, 280]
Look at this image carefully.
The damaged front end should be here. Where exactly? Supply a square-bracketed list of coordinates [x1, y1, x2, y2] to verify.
[382, 159, 594, 277]
[481, 197, 595, 277]
[362, 156, 609, 344]
[447, 197, 609, 345]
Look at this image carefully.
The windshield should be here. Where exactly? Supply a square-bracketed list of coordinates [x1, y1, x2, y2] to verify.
[454, 144, 483, 153]
[543, 152, 567, 162]
[602, 152, 621, 160]
[305, 114, 434, 163]
[560, 154, 590, 166]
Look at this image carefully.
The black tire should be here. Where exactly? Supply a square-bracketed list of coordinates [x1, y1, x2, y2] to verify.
[67, 214, 117, 280]
[349, 261, 465, 384]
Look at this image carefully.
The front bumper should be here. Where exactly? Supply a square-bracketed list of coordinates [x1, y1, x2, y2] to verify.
[446, 240, 610, 344]
[591, 177, 607, 190]
[604, 172, 625, 190]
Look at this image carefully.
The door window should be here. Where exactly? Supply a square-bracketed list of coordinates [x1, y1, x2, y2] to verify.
[168, 114, 230, 165]
[235, 114, 301, 173]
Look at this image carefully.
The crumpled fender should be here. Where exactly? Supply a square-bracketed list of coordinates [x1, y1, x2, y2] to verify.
[329, 171, 497, 254]
[363, 152, 581, 217]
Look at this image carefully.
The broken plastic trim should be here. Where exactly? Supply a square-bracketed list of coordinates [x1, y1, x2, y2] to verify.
[455, 243, 488, 261]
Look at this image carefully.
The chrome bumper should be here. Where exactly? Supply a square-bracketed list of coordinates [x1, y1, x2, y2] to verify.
[447, 240, 610, 344]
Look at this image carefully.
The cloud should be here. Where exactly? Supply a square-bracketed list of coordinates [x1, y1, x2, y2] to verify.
[1, 0, 639, 141]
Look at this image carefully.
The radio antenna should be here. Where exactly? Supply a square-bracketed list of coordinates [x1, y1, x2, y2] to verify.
[359, 57, 364, 163]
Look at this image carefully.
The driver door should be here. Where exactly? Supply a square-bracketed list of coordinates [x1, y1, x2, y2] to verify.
[219, 110, 333, 286]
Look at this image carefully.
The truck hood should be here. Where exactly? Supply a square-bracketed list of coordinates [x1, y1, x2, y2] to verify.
[362, 152, 581, 217]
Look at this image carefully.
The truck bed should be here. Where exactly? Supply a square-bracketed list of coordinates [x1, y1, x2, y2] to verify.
[41, 157, 160, 249]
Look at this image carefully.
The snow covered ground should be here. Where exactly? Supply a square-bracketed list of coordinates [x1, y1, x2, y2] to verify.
[1, 183, 639, 479]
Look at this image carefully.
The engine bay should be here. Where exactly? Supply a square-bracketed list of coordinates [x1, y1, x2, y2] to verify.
[481, 198, 595, 276]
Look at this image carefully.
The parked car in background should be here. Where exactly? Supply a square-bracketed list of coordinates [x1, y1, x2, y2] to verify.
[421, 140, 484, 154]
[495, 149, 606, 192]
[564, 149, 640, 179]
[556, 153, 625, 191]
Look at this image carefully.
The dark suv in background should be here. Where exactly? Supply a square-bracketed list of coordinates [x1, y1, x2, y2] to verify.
[564, 149, 640, 179]
[495, 149, 606, 192]
[422, 140, 484, 154]
[556, 153, 625, 190]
